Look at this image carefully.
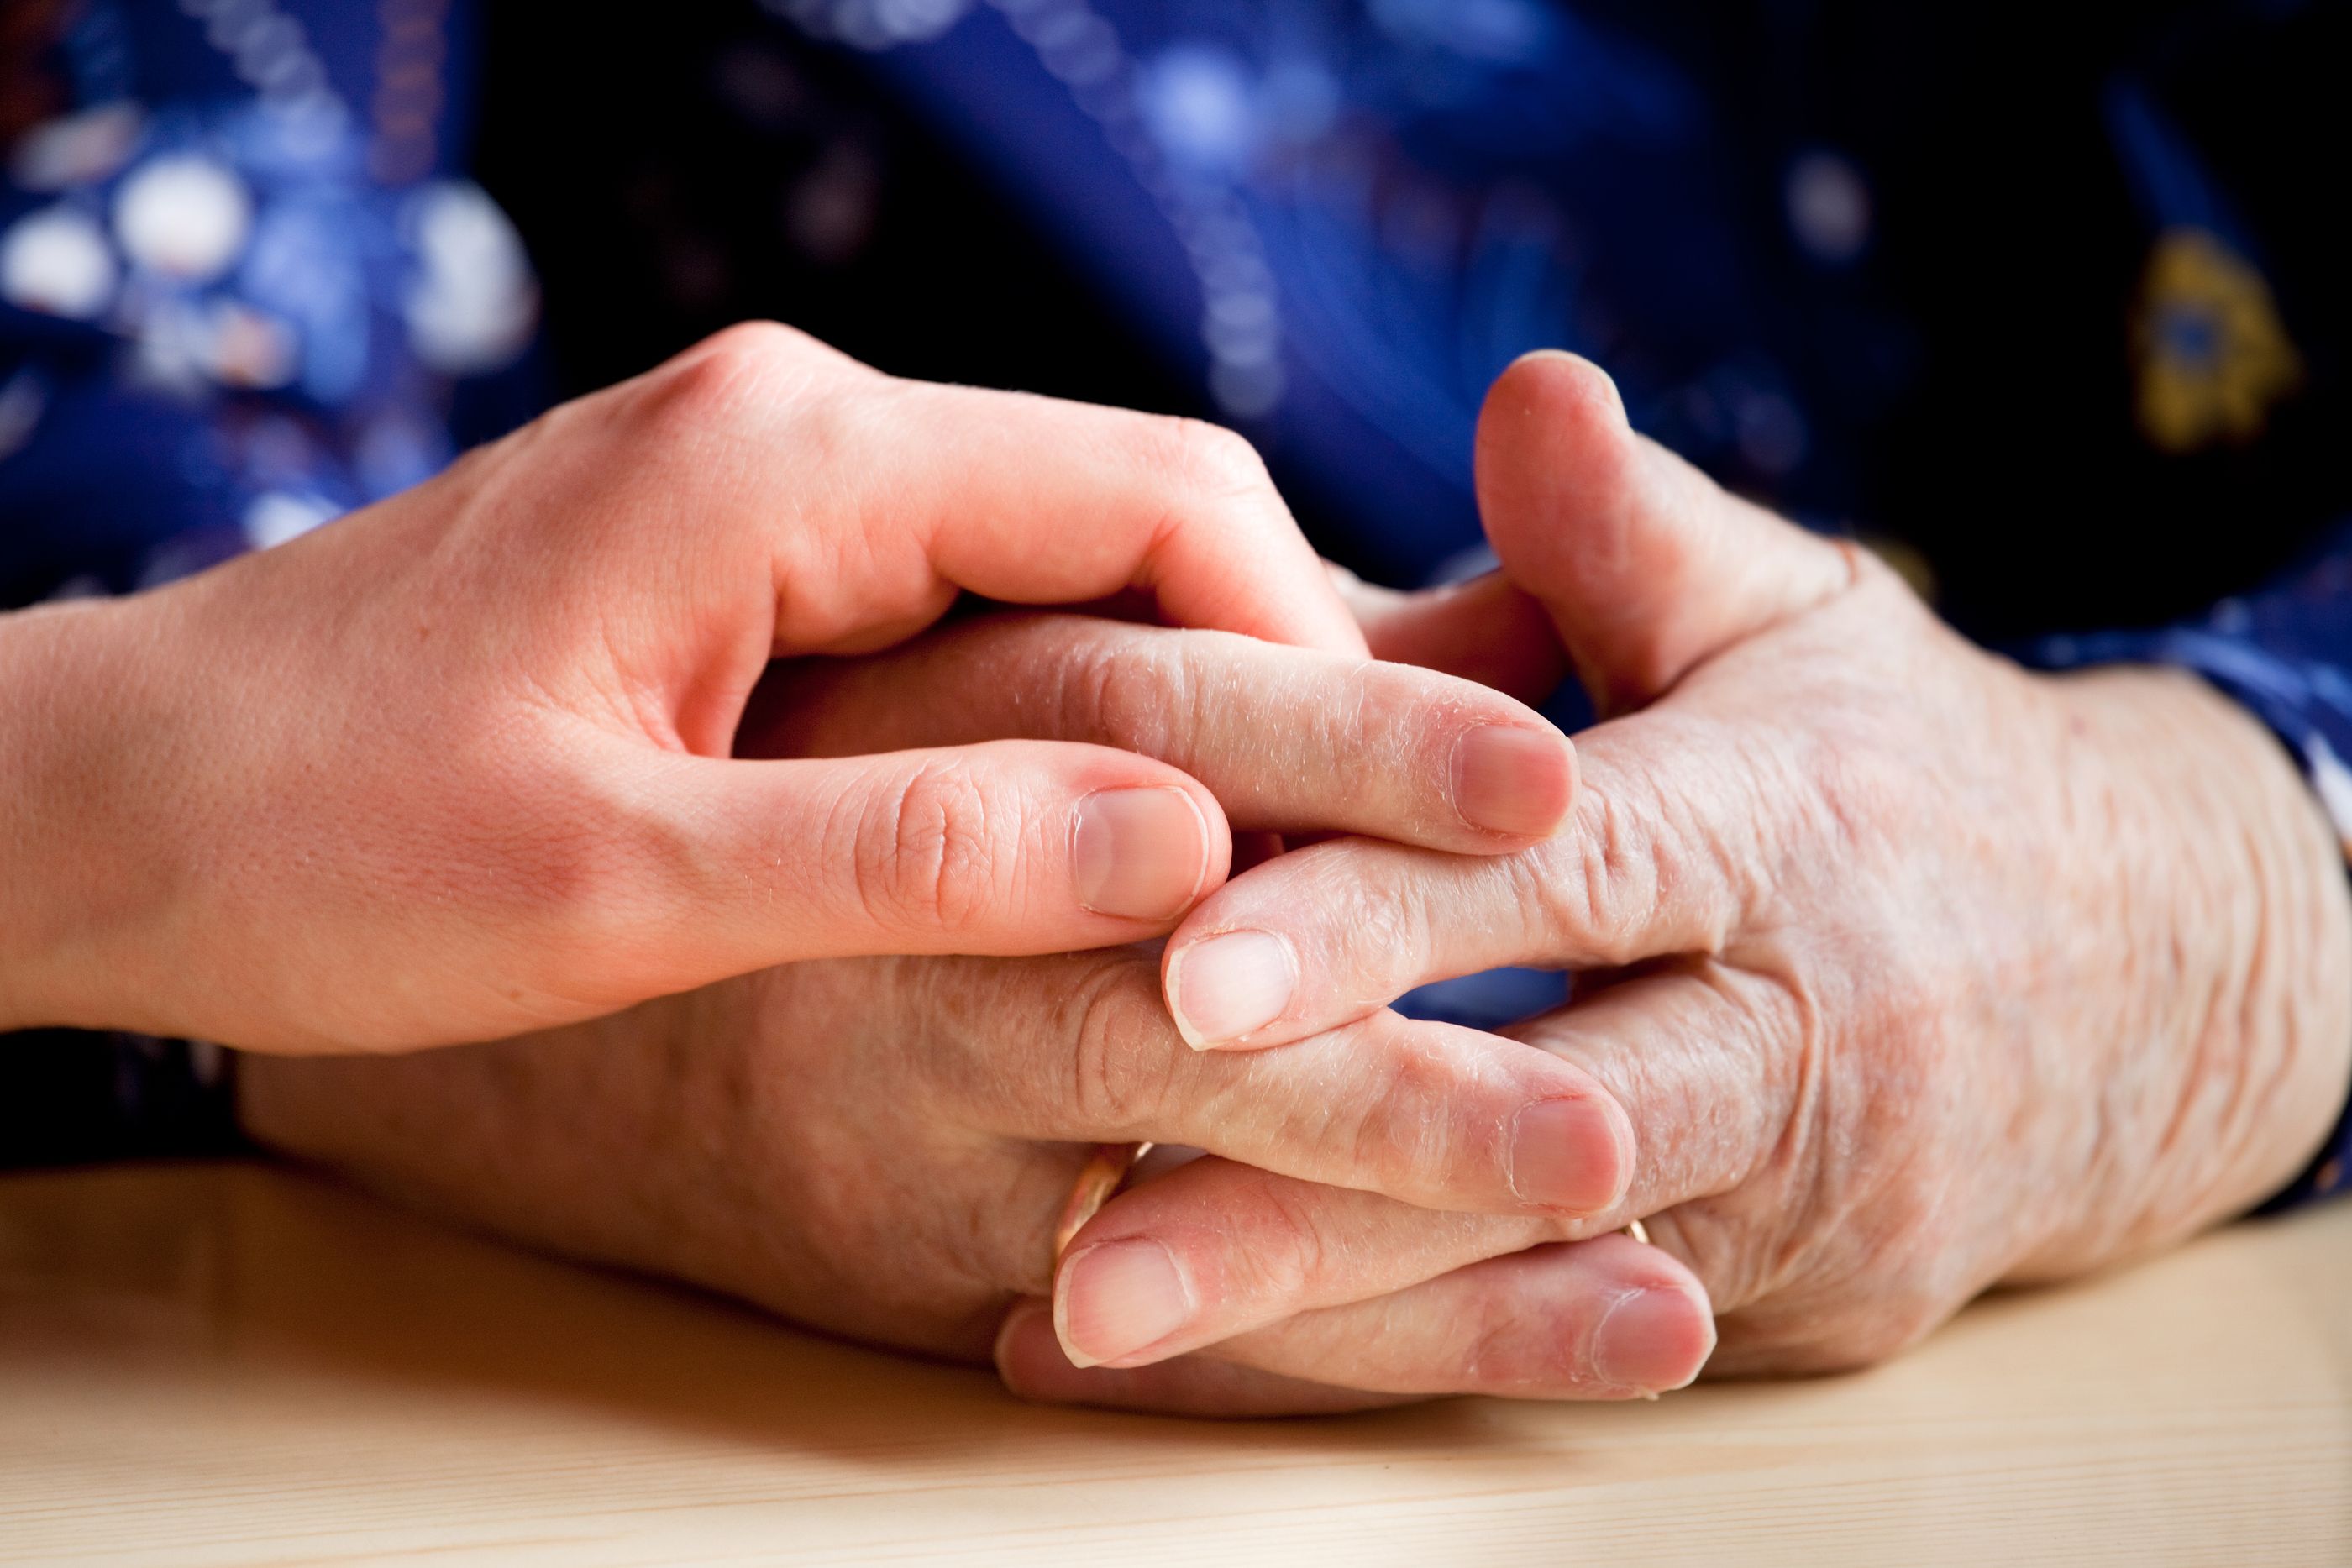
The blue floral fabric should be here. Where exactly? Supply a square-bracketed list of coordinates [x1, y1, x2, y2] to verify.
[1, 1, 2345, 1203]
[0, 0, 537, 603]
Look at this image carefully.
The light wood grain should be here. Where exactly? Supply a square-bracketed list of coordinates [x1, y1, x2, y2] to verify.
[1, 1161, 2345, 1565]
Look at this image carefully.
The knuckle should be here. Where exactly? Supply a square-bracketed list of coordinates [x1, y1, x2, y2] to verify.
[638, 321, 849, 436]
[1065, 962, 1177, 1134]
[1460, 1269, 1610, 1392]
[1458, 1287, 1532, 1386]
[1543, 757, 1747, 960]
[1339, 1025, 1461, 1188]
[851, 758, 1015, 936]
[1573, 788, 1659, 958]
[1063, 636, 1189, 761]
[1158, 416, 1274, 501]
[1326, 861, 1435, 983]
[1222, 1175, 1333, 1305]
[690, 319, 826, 380]
[1131, 417, 1282, 539]
[1522, 802, 1658, 966]
[473, 768, 683, 1003]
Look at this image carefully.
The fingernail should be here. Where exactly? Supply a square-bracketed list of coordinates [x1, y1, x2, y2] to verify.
[1509, 1097, 1630, 1212]
[1592, 1286, 1714, 1393]
[1057, 1238, 1194, 1368]
[1166, 930, 1296, 1048]
[1073, 788, 1210, 921]
[1451, 725, 1575, 838]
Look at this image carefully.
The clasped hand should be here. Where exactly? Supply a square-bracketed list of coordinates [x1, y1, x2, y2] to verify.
[239, 349, 2352, 1414]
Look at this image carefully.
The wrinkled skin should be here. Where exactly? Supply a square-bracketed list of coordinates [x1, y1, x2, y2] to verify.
[1084, 351, 2352, 1399]
[244, 351, 2352, 1416]
[0, 322, 1410, 1053]
[242, 611, 1709, 1408]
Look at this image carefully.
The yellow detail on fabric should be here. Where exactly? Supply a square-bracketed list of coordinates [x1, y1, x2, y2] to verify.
[2132, 227, 2303, 454]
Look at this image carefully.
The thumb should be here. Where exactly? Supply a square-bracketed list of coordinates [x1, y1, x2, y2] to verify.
[1473, 351, 1858, 715]
[618, 740, 1234, 976]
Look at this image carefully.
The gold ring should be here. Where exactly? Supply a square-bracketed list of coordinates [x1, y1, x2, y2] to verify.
[1051, 1141, 1153, 1267]
[1619, 1215, 1663, 1398]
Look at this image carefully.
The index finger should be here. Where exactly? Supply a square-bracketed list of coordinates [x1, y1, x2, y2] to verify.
[1157, 711, 1759, 1049]
[748, 614, 1578, 857]
[909, 381, 1363, 653]
[654, 324, 1368, 658]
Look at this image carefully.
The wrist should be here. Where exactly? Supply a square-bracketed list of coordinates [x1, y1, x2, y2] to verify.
[2149, 669, 2352, 1207]
[2019, 666, 2352, 1274]
[0, 596, 165, 1033]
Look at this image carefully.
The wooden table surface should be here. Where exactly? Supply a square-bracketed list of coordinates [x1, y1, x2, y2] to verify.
[1, 1161, 2345, 1566]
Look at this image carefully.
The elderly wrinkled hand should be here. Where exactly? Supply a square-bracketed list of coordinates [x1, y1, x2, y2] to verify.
[239, 611, 1698, 1412]
[1058, 351, 2352, 1405]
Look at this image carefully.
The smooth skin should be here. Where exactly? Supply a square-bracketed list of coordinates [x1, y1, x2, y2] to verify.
[0, 323, 1573, 1054]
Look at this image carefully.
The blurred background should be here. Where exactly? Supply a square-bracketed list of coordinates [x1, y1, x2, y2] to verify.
[3, 0, 2344, 637]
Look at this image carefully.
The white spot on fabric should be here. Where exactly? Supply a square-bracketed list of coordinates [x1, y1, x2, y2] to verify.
[114, 155, 253, 281]
[128, 301, 216, 396]
[1787, 150, 1872, 265]
[401, 181, 538, 373]
[762, 0, 973, 49]
[1140, 47, 1257, 170]
[242, 490, 341, 549]
[1, 206, 118, 318]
